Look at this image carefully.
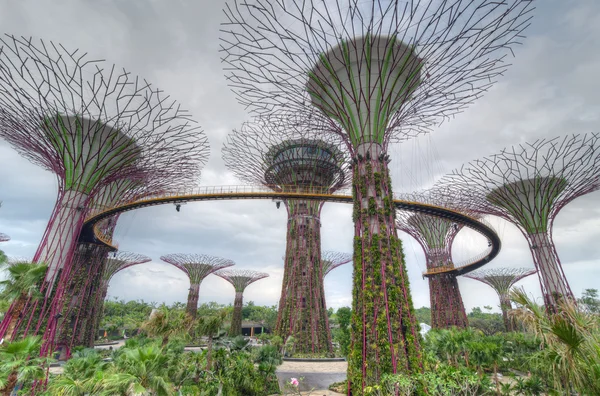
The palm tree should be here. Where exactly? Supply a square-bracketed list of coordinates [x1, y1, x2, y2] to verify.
[0, 336, 49, 396]
[196, 310, 227, 370]
[141, 306, 191, 347]
[510, 287, 600, 394]
[0, 261, 48, 340]
[102, 345, 174, 395]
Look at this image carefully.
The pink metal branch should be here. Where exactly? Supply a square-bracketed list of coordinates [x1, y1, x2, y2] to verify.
[321, 251, 352, 278]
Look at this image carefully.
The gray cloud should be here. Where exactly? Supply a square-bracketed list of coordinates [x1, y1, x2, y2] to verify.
[1, 0, 599, 315]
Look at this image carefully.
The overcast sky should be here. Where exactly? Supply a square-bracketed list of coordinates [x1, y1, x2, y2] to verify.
[0, 0, 599, 315]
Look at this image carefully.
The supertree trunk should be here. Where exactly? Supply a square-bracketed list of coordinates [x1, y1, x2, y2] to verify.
[55, 244, 110, 357]
[0, 190, 91, 340]
[74, 253, 107, 347]
[54, 245, 95, 359]
[527, 232, 574, 308]
[230, 291, 244, 337]
[186, 283, 200, 319]
[36, 190, 90, 287]
[349, 143, 422, 392]
[427, 250, 467, 329]
[429, 274, 468, 329]
[499, 294, 513, 332]
[85, 283, 110, 347]
[276, 199, 332, 354]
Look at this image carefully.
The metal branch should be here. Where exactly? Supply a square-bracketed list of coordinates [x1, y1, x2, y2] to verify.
[321, 250, 352, 277]
[214, 269, 269, 292]
[220, 0, 534, 148]
[103, 250, 152, 282]
[160, 253, 235, 285]
[222, 112, 350, 192]
[464, 267, 536, 330]
[465, 267, 537, 294]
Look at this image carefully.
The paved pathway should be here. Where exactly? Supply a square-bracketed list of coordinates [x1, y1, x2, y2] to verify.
[276, 361, 346, 394]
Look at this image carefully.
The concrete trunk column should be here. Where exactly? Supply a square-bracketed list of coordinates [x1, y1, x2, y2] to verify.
[275, 199, 331, 354]
[36, 189, 89, 289]
[349, 142, 422, 390]
[499, 294, 513, 331]
[186, 283, 201, 319]
[230, 291, 244, 336]
[528, 232, 574, 308]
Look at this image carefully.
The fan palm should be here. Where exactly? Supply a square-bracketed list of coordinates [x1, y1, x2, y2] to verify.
[141, 306, 191, 346]
[0, 336, 49, 396]
[102, 345, 174, 395]
[510, 287, 600, 394]
[0, 261, 48, 340]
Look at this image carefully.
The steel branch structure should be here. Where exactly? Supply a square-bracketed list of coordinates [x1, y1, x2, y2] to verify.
[161, 254, 235, 319]
[464, 268, 536, 331]
[214, 269, 269, 336]
[0, 35, 209, 356]
[321, 251, 352, 278]
[221, 1, 534, 389]
[438, 134, 600, 309]
[223, 115, 349, 354]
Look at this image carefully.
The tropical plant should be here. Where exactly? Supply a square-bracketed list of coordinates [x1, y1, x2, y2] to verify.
[227, 335, 250, 352]
[332, 306, 351, 357]
[510, 287, 600, 394]
[0, 261, 48, 340]
[0, 336, 50, 396]
[104, 344, 174, 395]
[578, 288, 600, 314]
[195, 310, 227, 370]
[141, 305, 190, 346]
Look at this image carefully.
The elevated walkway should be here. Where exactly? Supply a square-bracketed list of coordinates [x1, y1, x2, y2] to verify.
[81, 185, 500, 276]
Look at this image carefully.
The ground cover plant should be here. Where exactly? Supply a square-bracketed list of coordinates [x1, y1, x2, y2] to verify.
[1, 289, 599, 395]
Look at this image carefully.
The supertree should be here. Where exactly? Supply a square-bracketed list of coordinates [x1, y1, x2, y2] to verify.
[0, 233, 9, 242]
[395, 187, 476, 330]
[396, 210, 469, 329]
[321, 251, 352, 278]
[437, 134, 600, 309]
[221, 0, 534, 390]
[87, 251, 151, 342]
[214, 269, 269, 336]
[222, 115, 349, 354]
[464, 268, 536, 331]
[161, 254, 235, 319]
[0, 34, 209, 355]
[58, 164, 201, 354]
